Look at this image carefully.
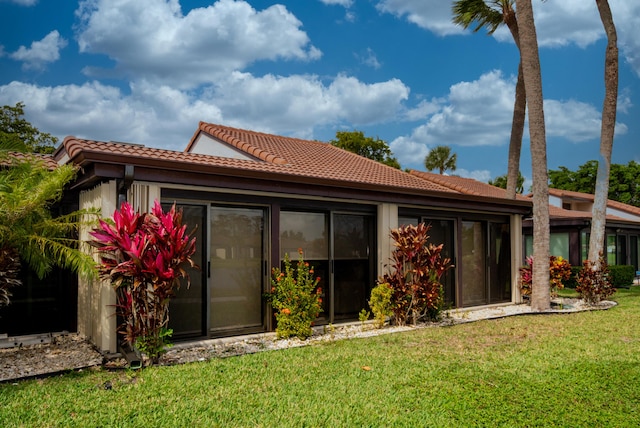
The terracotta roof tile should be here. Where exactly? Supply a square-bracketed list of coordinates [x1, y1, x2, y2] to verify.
[62, 128, 457, 194]
[548, 188, 640, 217]
[409, 170, 529, 200]
[0, 152, 58, 170]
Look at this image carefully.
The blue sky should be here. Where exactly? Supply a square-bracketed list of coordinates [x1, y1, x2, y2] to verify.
[1, 0, 638, 188]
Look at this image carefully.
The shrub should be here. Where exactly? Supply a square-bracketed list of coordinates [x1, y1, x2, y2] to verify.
[564, 266, 582, 289]
[608, 265, 635, 288]
[378, 223, 453, 325]
[265, 250, 322, 340]
[368, 283, 393, 328]
[575, 257, 616, 305]
[90, 201, 197, 363]
[519, 256, 572, 298]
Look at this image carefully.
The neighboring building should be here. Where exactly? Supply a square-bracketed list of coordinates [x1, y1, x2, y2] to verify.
[522, 188, 640, 269]
[25, 123, 531, 352]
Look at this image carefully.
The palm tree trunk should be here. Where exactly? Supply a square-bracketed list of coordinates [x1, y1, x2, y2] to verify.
[516, 0, 550, 311]
[504, 6, 526, 200]
[588, 0, 618, 266]
[506, 63, 526, 199]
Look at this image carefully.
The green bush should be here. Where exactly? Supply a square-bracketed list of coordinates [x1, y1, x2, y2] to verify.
[608, 265, 635, 288]
[368, 283, 393, 328]
[264, 250, 322, 340]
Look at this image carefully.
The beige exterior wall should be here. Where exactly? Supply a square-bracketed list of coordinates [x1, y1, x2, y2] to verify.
[128, 183, 161, 213]
[78, 181, 118, 353]
[511, 214, 524, 303]
[376, 203, 398, 280]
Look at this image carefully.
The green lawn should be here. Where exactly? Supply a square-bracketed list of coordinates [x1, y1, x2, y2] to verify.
[2, 289, 640, 427]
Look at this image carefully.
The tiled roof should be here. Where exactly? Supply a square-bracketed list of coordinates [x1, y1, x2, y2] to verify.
[548, 188, 640, 217]
[0, 152, 58, 170]
[409, 169, 529, 200]
[548, 204, 630, 223]
[61, 127, 457, 194]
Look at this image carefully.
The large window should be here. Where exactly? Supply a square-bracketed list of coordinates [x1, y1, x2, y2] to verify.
[525, 233, 569, 260]
[280, 210, 373, 322]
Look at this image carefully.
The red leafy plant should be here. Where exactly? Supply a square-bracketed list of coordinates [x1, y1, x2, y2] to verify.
[378, 223, 453, 325]
[575, 256, 616, 305]
[519, 255, 572, 298]
[264, 249, 322, 340]
[89, 201, 197, 363]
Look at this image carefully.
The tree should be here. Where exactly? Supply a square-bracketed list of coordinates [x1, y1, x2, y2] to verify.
[549, 161, 640, 208]
[516, 0, 550, 311]
[424, 145, 457, 175]
[0, 156, 98, 307]
[588, 0, 619, 267]
[489, 171, 525, 193]
[329, 130, 401, 169]
[0, 102, 57, 154]
[452, 0, 525, 200]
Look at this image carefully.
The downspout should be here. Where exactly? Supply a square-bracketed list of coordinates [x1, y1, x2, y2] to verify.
[117, 165, 135, 208]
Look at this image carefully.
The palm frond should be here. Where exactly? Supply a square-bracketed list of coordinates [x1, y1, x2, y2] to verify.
[452, 0, 505, 34]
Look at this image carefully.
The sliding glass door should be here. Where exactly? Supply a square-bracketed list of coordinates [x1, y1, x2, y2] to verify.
[209, 206, 266, 334]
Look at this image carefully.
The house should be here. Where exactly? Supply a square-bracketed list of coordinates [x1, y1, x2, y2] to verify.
[522, 188, 640, 270]
[29, 122, 531, 352]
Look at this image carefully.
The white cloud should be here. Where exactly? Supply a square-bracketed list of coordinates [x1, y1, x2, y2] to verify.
[212, 72, 409, 135]
[544, 99, 628, 142]
[390, 70, 627, 169]
[0, 72, 410, 148]
[10, 30, 67, 70]
[356, 48, 382, 69]
[455, 168, 492, 183]
[319, 0, 353, 6]
[75, 0, 321, 88]
[376, 0, 640, 76]
[376, 0, 464, 36]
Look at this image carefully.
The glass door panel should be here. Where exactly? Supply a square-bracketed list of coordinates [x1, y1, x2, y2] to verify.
[489, 222, 511, 304]
[168, 204, 206, 338]
[426, 219, 456, 307]
[280, 211, 329, 318]
[461, 221, 487, 307]
[210, 206, 264, 333]
[333, 214, 372, 319]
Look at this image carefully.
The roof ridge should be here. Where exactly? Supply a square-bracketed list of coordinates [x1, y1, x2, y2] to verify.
[409, 170, 478, 195]
[198, 122, 289, 165]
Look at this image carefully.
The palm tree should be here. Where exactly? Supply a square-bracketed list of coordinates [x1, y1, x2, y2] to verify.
[452, 0, 525, 200]
[424, 145, 457, 175]
[588, 0, 618, 266]
[0, 155, 98, 306]
[515, 0, 550, 311]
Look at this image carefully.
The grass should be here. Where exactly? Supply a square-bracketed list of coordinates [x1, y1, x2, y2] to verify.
[2, 289, 640, 427]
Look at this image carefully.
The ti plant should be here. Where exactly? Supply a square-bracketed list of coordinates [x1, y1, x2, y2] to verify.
[379, 223, 453, 325]
[90, 201, 197, 364]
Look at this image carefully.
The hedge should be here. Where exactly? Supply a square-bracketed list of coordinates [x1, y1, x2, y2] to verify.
[564, 264, 635, 289]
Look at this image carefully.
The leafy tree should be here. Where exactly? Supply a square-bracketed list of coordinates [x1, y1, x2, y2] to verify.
[424, 145, 457, 175]
[549, 161, 640, 208]
[589, 0, 619, 266]
[329, 130, 401, 169]
[517, 0, 550, 311]
[453, 0, 525, 200]
[0, 156, 98, 307]
[489, 171, 525, 193]
[0, 102, 57, 154]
